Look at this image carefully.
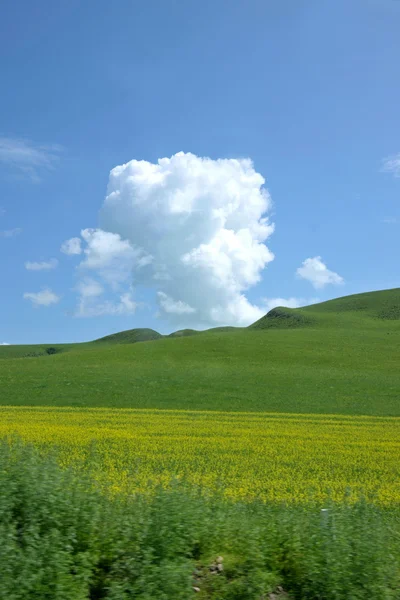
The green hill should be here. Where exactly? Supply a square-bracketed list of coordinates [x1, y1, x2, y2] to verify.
[0, 288, 399, 416]
[250, 306, 315, 329]
[251, 288, 400, 330]
[94, 328, 163, 344]
[167, 329, 200, 338]
[302, 287, 400, 320]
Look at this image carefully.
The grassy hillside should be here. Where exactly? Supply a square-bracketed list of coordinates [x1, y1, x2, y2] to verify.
[94, 327, 163, 344]
[250, 306, 315, 329]
[0, 328, 399, 414]
[251, 287, 400, 330]
[303, 287, 400, 319]
[0, 288, 399, 415]
[167, 328, 201, 338]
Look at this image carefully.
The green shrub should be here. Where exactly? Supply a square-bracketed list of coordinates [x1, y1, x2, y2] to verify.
[45, 347, 59, 355]
[1, 442, 399, 599]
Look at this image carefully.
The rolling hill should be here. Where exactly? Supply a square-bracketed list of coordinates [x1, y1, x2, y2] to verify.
[0, 288, 399, 416]
[251, 287, 400, 330]
[92, 288, 400, 341]
[94, 328, 163, 344]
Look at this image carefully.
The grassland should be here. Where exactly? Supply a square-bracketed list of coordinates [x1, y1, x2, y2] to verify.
[0, 326, 399, 415]
[0, 288, 399, 415]
[1, 288, 400, 598]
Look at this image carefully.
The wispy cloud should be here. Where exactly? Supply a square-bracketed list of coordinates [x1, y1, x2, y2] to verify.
[381, 153, 400, 178]
[23, 288, 61, 307]
[25, 258, 58, 271]
[382, 217, 399, 224]
[0, 342, 10, 346]
[0, 227, 22, 238]
[0, 136, 62, 182]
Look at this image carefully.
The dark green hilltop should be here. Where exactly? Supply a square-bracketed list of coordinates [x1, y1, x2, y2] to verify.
[1, 288, 399, 416]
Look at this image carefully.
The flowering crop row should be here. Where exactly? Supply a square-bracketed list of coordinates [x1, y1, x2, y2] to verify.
[1, 407, 399, 504]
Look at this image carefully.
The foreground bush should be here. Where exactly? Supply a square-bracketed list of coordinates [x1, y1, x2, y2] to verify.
[0, 443, 399, 599]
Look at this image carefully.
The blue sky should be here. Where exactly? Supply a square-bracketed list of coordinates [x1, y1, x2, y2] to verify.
[0, 0, 399, 344]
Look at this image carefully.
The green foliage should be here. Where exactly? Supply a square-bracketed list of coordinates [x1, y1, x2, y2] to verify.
[1, 443, 400, 600]
[45, 347, 59, 355]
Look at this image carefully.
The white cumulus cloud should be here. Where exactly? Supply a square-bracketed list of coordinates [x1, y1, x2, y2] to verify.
[91, 151, 275, 327]
[25, 258, 58, 271]
[382, 153, 400, 178]
[23, 288, 60, 307]
[61, 237, 82, 255]
[1, 342, 10, 345]
[296, 257, 344, 289]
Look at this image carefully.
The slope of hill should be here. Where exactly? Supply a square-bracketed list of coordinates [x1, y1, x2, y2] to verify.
[167, 329, 200, 338]
[250, 306, 315, 329]
[94, 328, 163, 344]
[251, 288, 400, 330]
[302, 287, 400, 320]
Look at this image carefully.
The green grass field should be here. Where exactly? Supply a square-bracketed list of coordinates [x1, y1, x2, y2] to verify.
[1, 288, 399, 415]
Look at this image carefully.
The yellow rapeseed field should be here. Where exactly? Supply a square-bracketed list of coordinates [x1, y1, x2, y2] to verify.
[1, 407, 399, 505]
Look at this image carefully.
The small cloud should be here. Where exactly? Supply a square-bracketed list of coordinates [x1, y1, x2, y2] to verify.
[0, 227, 22, 238]
[382, 217, 399, 224]
[25, 258, 58, 271]
[1, 342, 10, 345]
[23, 288, 60, 307]
[261, 297, 320, 313]
[381, 153, 400, 178]
[0, 207, 5, 216]
[61, 237, 82, 255]
[296, 256, 344, 289]
[0, 136, 62, 182]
